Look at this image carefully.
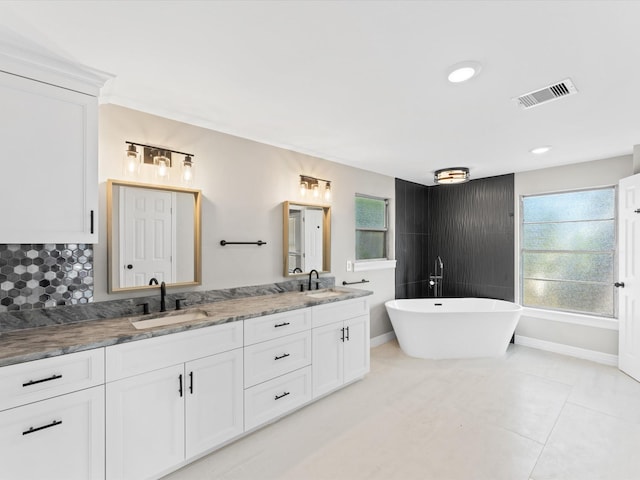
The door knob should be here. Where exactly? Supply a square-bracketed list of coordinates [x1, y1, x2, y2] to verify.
[614, 282, 625, 288]
[126, 264, 133, 270]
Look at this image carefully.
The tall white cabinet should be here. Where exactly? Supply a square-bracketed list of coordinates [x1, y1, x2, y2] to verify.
[0, 39, 110, 243]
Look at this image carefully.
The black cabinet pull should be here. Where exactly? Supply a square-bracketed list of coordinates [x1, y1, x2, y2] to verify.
[274, 353, 290, 361]
[346, 326, 350, 341]
[189, 371, 194, 394]
[614, 282, 625, 288]
[23, 374, 62, 387]
[178, 374, 183, 397]
[274, 322, 290, 328]
[23, 420, 62, 436]
[340, 327, 345, 342]
[90, 210, 94, 234]
[274, 391, 290, 400]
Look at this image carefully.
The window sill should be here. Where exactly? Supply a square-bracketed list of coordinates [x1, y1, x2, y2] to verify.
[521, 307, 618, 331]
[353, 259, 397, 272]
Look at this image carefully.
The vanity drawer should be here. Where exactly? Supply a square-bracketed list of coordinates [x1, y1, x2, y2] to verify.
[244, 308, 311, 345]
[244, 330, 311, 387]
[244, 366, 312, 431]
[0, 349, 105, 412]
[106, 321, 243, 382]
[312, 297, 370, 328]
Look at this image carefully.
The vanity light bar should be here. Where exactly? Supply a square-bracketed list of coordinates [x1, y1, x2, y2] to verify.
[299, 175, 332, 201]
[125, 141, 194, 158]
[125, 141, 196, 184]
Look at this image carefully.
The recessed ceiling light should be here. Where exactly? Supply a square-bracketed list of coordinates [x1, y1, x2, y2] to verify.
[447, 61, 482, 83]
[530, 146, 552, 155]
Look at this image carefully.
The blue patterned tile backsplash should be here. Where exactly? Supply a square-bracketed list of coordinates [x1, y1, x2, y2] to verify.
[0, 244, 93, 312]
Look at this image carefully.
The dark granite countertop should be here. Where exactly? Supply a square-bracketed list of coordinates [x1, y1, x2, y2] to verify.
[0, 288, 372, 368]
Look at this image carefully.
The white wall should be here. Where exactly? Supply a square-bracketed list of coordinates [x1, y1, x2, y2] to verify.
[514, 155, 634, 355]
[96, 104, 395, 338]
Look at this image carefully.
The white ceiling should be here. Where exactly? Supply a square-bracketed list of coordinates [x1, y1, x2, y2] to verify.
[1, 0, 639, 185]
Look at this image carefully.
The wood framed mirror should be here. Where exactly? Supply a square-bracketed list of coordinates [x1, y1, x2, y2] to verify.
[283, 201, 331, 277]
[107, 179, 202, 293]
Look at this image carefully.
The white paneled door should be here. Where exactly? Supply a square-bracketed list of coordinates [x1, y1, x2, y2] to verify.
[618, 173, 640, 381]
[120, 186, 175, 287]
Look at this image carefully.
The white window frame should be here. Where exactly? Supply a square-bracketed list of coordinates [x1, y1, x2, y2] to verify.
[519, 185, 617, 319]
[354, 194, 396, 271]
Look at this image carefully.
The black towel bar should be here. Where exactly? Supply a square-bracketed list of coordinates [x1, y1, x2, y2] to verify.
[342, 279, 370, 286]
[220, 240, 266, 246]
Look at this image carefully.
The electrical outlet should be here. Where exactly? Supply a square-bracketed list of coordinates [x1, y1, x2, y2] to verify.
[346, 260, 353, 272]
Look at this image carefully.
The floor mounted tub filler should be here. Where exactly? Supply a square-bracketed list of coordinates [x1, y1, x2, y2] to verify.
[385, 298, 523, 359]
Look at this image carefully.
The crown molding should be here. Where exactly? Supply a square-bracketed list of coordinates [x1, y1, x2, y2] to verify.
[0, 30, 112, 95]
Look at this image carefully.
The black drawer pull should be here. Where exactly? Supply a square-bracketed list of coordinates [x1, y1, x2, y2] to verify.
[340, 327, 345, 342]
[179, 374, 183, 397]
[23, 419, 62, 436]
[274, 353, 290, 361]
[189, 371, 194, 394]
[274, 391, 290, 400]
[274, 322, 290, 328]
[345, 326, 350, 341]
[23, 374, 62, 387]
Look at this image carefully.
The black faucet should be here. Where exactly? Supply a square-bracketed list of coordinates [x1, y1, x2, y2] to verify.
[148, 277, 167, 312]
[308, 269, 320, 290]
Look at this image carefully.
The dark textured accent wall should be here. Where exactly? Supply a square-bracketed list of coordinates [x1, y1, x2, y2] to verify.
[395, 179, 431, 299]
[395, 174, 514, 301]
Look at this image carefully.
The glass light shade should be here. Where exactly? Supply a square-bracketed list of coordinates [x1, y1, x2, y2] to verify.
[312, 183, 320, 198]
[324, 182, 332, 201]
[299, 179, 307, 197]
[155, 155, 171, 180]
[182, 156, 194, 185]
[123, 144, 140, 177]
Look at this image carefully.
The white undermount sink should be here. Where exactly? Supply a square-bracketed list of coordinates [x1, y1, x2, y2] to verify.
[129, 309, 209, 330]
[305, 289, 344, 299]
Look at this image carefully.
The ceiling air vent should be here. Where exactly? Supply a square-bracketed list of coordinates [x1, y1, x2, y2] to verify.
[514, 78, 578, 109]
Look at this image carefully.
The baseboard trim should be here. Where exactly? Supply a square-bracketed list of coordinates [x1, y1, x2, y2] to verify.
[514, 335, 618, 366]
[371, 331, 396, 348]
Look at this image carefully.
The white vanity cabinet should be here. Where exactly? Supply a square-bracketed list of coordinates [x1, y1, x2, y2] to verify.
[0, 70, 100, 243]
[312, 297, 371, 399]
[243, 309, 313, 431]
[105, 321, 244, 480]
[0, 349, 106, 480]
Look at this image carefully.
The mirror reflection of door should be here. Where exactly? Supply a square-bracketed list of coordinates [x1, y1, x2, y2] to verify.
[305, 208, 324, 271]
[288, 206, 323, 273]
[120, 186, 176, 287]
[288, 207, 303, 272]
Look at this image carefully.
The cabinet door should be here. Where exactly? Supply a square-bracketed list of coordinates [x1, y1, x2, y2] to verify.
[343, 315, 370, 384]
[312, 322, 344, 399]
[185, 349, 244, 459]
[106, 365, 185, 480]
[0, 71, 97, 243]
[0, 386, 104, 480]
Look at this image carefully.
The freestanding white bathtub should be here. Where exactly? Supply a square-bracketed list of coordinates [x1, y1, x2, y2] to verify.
[384, 298, 522, 359]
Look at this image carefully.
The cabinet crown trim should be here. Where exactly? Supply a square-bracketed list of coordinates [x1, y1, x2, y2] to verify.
[0, 34, 112, 95]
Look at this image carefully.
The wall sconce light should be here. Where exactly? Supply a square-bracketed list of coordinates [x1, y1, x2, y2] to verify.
[434, 167, 470, 185]
[299, 175, 332, 201]
[125, 141, 196, 185]
[123, 143, 141, 176]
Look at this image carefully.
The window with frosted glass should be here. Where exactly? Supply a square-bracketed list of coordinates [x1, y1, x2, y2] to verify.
[355, 195, 388, 260]
[521, 187, 616, 317]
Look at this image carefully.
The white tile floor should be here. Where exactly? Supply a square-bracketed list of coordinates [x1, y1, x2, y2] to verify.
[165, 341, 640, 480]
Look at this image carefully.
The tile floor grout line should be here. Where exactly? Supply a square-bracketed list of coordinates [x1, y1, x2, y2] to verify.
[527, 387, 572, 480]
